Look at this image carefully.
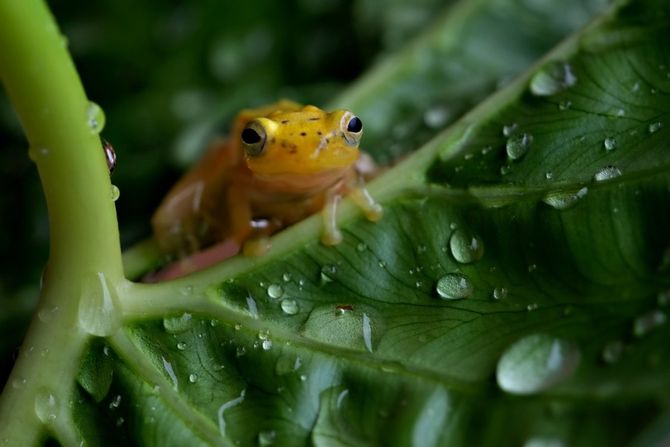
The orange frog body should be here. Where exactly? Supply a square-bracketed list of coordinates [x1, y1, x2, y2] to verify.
[151, 100, 382, 273]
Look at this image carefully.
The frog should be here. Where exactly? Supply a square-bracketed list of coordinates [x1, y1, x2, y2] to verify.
[151, 100, 382, 276]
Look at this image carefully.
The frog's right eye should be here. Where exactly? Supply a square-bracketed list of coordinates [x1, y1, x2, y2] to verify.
[241, 121, 267, 157]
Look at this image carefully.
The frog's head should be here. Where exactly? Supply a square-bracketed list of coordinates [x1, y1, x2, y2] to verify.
[239, 105, 362, 176]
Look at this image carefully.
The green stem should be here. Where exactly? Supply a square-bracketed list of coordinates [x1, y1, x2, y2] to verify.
[0, 0, 123, 445]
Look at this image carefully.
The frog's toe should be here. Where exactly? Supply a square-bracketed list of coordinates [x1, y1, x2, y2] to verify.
[365, 203, 383, 222]
[321, 228, 343, 246]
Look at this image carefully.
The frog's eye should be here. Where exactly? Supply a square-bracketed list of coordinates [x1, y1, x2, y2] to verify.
[241, 121, 267, 157]
[342, 113, 363, 146]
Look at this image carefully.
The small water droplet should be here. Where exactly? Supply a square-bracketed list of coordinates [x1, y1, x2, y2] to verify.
[236, 346, 247, 357]
[593, 166, 622, 182]
[164, 313, 194, 334]
[449, 229, 484, 264]
[502, 123, 518, 137]
[362, 313, 373, 353]
[267, 284, 284, 299]
[234, 323, 241, 331]
[258, 430, 277, 446]
[110, 184, 120, 202]
[188, 374, 198, 383]
[633, 310, 666, 337]
[299, 374, 308, 382]
[262, 340, 273, 351]
[78, 272, 121, 336]
[481, 146, 493, 155]
[496, 334, 581, 395]
[601, 340, 623, 364]
[280, 298, 299, 315]
[500, 164, 513, 175]
[109, 395, 121, 409]
[34, 388, 58, 424]
[558, 100, 572, 111]
[648, 121, 663, 134]
[176, 342, 187, 351]
[529, 62, 577, 96]
[86, 101, 106, 134]
[436, 273, 473, 300]
[603, 137, 617, 151]
[545, 171, 554, 180]
[528, 264, 538, 272]
[506, 133, 532, 161]
[282, 273, 292, 282]
[631, 81, 640, 92]
[246, 295, 259, 319]
[320, 265, 338, 284]
[492, 287, 508, 300]
[356, 242, 367, 252]
[424, 106, 449, 128]
[526, 303, 539, 311]
[542, 186, 588, 210]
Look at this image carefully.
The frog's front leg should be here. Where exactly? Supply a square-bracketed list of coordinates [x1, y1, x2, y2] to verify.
[321, 187, 343, 246]
[347, 174, 383, 222]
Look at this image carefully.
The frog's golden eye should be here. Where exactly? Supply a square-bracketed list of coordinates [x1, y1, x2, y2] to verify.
[241, 121, 267, 157]
[342, 113, 363, 146]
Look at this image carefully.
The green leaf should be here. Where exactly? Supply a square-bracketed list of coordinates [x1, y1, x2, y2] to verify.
[3, 0, 670, 446]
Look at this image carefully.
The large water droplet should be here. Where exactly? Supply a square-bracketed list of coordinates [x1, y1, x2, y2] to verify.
[633, 310, 667, 337]
[496, 334, 581, 395]
[506, 133, 532, 160]
[542, 186, 588, 210]
[280, 298, 299, 315]
[593, 166, 622, 182]
[163, 313, 194, 334]
[78, 272, 121, 336]
[449, 229, 484, 263]
[436, 273, 473, 300]
[530, 62, 577, 96]
[34, 388, 58, 424]
[110, 185, 120, 202]
[603, 137, 617, 151]
[86, 101, 106, 134]
[301, 305, 382, 352]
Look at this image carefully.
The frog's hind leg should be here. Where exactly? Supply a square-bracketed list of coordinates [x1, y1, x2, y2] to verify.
[347, 174, 383, 222]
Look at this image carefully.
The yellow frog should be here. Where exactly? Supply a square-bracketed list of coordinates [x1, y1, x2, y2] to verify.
[151, 100, 382, 276]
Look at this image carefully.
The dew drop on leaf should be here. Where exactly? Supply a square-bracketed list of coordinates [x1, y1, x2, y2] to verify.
[436, 273, 473, 300]
[258, 430, 277, 446]
[188, 374, 198, 383]
[496, 334, 581, 395]
[110, 184, 120, 202]
[267, 284, 284, 299]
[648, 121, 662, 134]
[301, 305, 381, 352]
[602, 340, 624, 364]
[542, 186, 588, 210]
[502, 123, 518, 137]
[176, 341, 187, 351]
[320, 265, 338, 284]
[603, 137, 617, 151]
[78, 272, 121, 337]
[506, 133, 532, 160]
[449, 229, 484, 264]
[280, 298, 299, 315]
[492, 287, 508, 300]
[262, 340, 273, 351]
[164, 312, 194, 334]
[86, 101, 106, 134]
[529, 61, 577, 96]
[593, 166, 622, 182]
[34, 388, 58, 424]
[633, 310, 667, 337]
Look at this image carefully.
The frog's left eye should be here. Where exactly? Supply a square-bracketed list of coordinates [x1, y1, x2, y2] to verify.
[241, 121, 267, 157]
[342, 113, 363, 146]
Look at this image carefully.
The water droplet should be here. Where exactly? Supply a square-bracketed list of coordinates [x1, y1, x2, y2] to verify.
[524, 437, 566, 447]
[633, 310, 666, 337]
[558, 100, 572, 111]
[506, 133, 532, 161]
[301, 305, 382, 352]
[593, 166, 622, 182]
[545, 171, 554, 180]
[164, 313, 194, 334]
[631, 81, 640, 92]
[528, 264, 538, 272]
[500, 164, 513, 176]
[299, 374, 308, 382]
[28, 146, 50, 162]
[109, 394, 121, 409]
[356, 242, 367, 252]
[424, 106, 449, 128]
[526, 303, 539, 311]
[481, 146, 493, 155]
[449, 229, 484, 264]
[320, 265, 338, 284]
[601, 340, 623, 364]
[110, 184, 120, 202]
[529, 62, 577, 96]
[275, 355, 302, 376]
[236, 346, 247, 357]
[280, 298, 299, 315]
[496, 334, 581, 395]
[262, 340, 273, 351]
[78, 272, 121, 336]
[542, 186, 588, 210]
[258, 430, 277, 446]
[162, 356, 179, 389]
[603, 137, 617, 151]
[34, 388, 58, 424]
[502, 123, 518, 137]
[246, 295, 258, 319]
[37, 306, 60, 323]
[188, 374, 198, 383]
[86, 101, 106, 134]
[492, 287, 508, 300]
[282, 273, 292, 282]
[267, 284, 284, 299]
[436, 273, 473, 300]
[176, 342, 187, 351]
[217, 389, 246, 436]
[648, 121, 663, 134]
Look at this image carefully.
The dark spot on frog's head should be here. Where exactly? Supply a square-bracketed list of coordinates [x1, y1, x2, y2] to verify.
[271, 137, 276, 144]
[308, 117, 320, 121]
[325, 138, 330, 144]
[281, 120, 289, 124]
[289, 147, 298, 154]
[317, 131, 322, 136]
[300, 132, 307, 136]
[280, 141, 287, 148]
